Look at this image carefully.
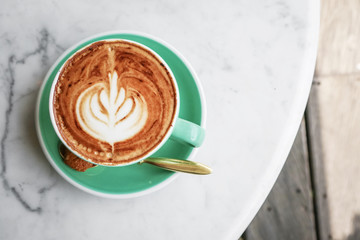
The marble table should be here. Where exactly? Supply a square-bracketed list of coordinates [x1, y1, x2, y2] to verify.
[0, 0, 318, 239]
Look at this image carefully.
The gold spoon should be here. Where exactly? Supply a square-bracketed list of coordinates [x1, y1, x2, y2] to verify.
[138, 158, 212, 175]
[59, 144, 212, 175]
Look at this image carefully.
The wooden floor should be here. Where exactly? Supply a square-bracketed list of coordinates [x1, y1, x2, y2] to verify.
[243, 0, 360, 239]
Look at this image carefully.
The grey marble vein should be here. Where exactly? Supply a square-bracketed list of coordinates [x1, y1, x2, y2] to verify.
[10, 187, 42, 213]
[0, 28, 62, 214]
[1, 55, 16, 179]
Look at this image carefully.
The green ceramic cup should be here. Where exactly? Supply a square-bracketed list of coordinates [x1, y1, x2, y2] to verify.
[48, 39, 205, 167]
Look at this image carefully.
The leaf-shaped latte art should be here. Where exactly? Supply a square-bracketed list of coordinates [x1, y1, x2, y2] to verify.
[75, 71, 148, 145]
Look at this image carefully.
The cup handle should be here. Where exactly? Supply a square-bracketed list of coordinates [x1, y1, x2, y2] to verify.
[170, 118, 205, 147]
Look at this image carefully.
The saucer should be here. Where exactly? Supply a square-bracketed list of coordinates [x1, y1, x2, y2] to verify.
[35, 32, 206, 198]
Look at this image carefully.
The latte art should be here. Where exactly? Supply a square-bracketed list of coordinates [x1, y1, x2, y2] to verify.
[52, 40, 177, 165]
[76, 71, 148, 145]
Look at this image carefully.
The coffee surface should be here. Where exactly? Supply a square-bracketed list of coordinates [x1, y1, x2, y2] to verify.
[53, 40, 177, 165]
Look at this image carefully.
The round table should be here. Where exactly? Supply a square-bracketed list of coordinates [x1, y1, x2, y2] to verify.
[0, 0, 318, 239]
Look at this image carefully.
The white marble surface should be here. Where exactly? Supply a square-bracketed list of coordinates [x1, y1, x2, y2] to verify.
[0, 0, 318, 239]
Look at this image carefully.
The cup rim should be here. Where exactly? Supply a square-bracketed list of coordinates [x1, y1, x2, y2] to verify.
[49, 38, 180, 167]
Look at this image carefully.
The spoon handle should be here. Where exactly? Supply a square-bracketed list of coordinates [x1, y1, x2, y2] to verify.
[139, 158, 212, 175]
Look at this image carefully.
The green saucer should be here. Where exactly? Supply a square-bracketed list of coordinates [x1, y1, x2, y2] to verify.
[36, 32, 205, 198]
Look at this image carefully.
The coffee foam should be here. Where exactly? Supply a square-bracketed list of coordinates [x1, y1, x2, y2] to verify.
[53, 40, 177, 165]
[76, 71, 148, 144]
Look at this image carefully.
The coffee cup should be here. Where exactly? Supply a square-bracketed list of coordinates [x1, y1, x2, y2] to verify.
[49, 39, 205, 167]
